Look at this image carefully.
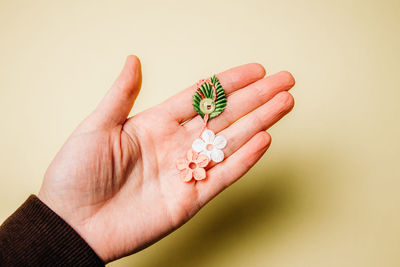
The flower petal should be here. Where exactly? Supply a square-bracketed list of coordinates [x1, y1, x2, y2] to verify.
[195, 154, 210, 168]
[192, 138, 206, 153]
[200, 150, 212, 160]
[181, 169, 193, 182]
[193, 167, 206, 181]
[211, 149, 224, 163]
[214, 135, 227, 149]
[186, 149, 194, 161]
[176, 158, 188, 170]
[201, 129, 215, 144]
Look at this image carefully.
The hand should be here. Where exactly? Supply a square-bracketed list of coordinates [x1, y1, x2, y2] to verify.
[38, 56, 295, 262]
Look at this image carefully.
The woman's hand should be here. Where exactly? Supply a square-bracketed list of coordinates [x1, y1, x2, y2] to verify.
[38, 56, 295, 262]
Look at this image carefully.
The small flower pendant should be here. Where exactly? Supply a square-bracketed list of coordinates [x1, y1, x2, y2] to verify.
[192, 129, 227, 163]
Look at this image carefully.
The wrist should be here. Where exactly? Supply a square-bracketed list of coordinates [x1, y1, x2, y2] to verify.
[37, 191, 108, 262]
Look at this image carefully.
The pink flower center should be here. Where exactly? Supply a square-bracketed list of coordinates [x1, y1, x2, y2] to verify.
[206, 144, 214, 151]
[189, 162, 197, 169]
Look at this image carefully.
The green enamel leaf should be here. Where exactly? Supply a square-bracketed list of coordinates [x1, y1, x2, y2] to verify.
[193, 75, 227, 119]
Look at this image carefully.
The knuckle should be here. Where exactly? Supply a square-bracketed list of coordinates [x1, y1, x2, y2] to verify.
[251, 112, 264, 127]
[254, 78, 273, 100]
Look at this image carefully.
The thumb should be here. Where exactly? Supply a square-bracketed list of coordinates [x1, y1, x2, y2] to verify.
[90, 55, 142, 128]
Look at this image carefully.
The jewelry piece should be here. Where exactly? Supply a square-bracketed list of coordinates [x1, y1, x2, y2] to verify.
[176, 75, 227, 182]
[192, 129, 227, 163]
[176, 150, 210, 182]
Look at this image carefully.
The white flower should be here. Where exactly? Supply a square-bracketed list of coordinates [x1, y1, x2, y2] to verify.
[192, 129, 227, 163]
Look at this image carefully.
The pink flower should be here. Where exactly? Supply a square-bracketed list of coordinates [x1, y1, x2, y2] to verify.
[176, 149, 210, 182]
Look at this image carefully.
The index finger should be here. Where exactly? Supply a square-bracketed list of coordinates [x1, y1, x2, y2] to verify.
[159, 63, 266, 123]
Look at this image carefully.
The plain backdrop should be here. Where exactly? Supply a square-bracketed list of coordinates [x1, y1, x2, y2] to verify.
[1, 0, 399, 266]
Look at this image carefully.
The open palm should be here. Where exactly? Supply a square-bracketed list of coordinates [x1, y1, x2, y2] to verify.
[38, 56, 295, 263]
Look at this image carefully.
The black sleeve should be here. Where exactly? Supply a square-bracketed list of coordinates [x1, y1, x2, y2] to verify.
[0, 195, 104, 266]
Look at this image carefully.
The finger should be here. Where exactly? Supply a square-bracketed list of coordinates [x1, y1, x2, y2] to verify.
[184, 71, 295, 133]
[207, 91, 294, 169]
[197, 131, 271, 204]
[159, 63, 266, 123]
[90, 55, 142, 128]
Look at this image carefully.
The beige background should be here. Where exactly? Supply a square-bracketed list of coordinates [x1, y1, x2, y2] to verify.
[1, 0, 399, 266]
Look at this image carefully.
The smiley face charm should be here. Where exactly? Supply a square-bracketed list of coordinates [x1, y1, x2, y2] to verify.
[199, 98, 215, 114]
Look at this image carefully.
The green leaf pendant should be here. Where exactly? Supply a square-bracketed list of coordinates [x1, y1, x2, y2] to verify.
[192, 75, 227, 119]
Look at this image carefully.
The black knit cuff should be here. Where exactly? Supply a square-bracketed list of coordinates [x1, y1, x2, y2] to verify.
[0, 195, 104, 266]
